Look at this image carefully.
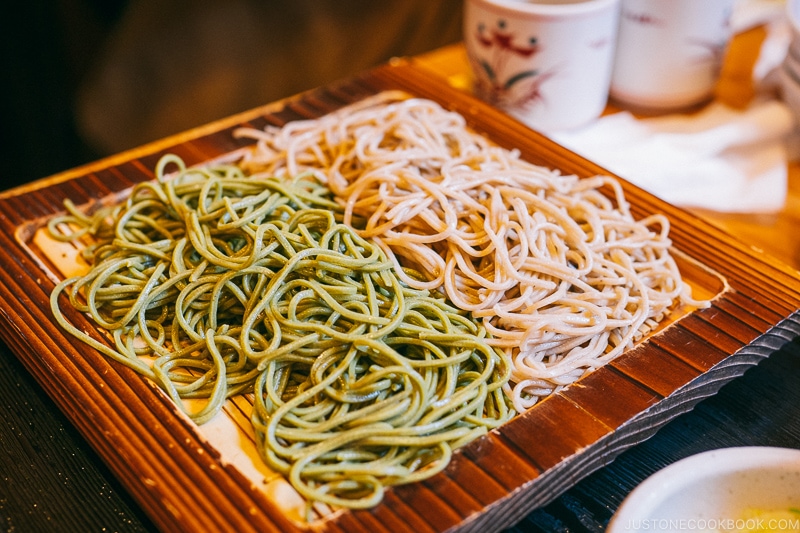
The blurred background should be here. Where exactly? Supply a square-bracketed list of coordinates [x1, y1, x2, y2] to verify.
[1, 0, 463, 189]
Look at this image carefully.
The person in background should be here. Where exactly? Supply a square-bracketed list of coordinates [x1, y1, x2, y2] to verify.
[1, 0, 463, 187]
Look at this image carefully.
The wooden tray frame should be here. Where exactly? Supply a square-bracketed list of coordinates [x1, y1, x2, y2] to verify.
[1, 59, 799, 533]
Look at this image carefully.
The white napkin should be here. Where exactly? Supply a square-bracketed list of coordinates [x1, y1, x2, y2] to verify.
[551, 100, 795, 212]
[734, 0, 792, 91]
[549, 0, 796, 214]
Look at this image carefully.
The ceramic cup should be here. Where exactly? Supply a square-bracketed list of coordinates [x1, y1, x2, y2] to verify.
[787, 0, 800, 63]
[463, 0, 621, 132]
[609, 0, 736, 112]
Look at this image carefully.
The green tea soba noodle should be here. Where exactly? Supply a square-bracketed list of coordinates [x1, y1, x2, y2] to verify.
[48, 154, 514, 510]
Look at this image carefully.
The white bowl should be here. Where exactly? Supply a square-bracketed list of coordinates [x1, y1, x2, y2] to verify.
[785, 46, 800, 82]
[779, 61, 800, 124]
[788, 0, 800, 61]
[607, 447, 800, 533]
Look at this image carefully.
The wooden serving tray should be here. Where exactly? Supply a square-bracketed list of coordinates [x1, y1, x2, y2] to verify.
[1, 59, 799, 533]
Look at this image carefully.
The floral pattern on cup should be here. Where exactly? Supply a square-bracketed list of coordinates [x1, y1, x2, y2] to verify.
[470, 19, 558, 112]
[463, 0, 621, 132]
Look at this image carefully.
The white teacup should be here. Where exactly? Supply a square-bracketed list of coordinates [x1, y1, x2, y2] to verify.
[463, 0, 621, 132]
[609, 0, 736, 112]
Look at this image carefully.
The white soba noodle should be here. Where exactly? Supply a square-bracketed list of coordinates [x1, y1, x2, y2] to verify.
[234, 92, 708, 412]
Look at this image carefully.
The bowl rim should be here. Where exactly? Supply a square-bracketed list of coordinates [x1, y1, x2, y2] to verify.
[789, 0, 800, 35]
[606, 446, 800, 532]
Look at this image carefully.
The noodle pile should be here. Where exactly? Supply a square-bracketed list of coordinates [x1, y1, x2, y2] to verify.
[234, 93, 708, 411]
[48, 154, 513, 510]
[48, 93, 706, 511]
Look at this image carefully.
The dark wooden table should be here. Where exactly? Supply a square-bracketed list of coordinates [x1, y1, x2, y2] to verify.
[3, 325, 799, 532]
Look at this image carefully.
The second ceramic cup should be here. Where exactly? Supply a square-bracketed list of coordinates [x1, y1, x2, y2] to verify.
[463, 0, 621, 132]
[609, 0, 736, 112]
